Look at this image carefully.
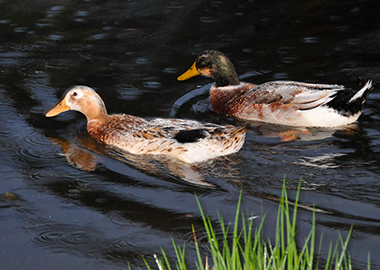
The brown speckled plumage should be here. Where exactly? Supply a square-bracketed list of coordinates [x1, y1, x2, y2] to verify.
[46, 86, 246, 163]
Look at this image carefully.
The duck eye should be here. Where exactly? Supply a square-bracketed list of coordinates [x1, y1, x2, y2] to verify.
[73, 92, 78, 97]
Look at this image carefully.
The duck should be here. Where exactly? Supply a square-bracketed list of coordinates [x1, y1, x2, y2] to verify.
[45, 85, 246, 164]
[177, 50, 373, 127]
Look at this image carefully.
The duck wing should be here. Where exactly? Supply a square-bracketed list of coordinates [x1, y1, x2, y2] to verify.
[143, 118, 232, 143]
[124, 118, 245, 163]
[248, 81, 345, 110]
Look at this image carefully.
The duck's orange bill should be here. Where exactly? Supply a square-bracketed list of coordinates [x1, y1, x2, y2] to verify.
[45, 100, 70, 117]
[177, 62, 200, 81]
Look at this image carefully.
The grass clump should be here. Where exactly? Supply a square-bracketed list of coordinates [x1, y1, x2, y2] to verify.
[145, 181, 364, 270]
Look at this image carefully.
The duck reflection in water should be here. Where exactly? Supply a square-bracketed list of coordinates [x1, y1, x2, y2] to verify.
[47, 131, 245, 187]
[248, 121, 360, 142]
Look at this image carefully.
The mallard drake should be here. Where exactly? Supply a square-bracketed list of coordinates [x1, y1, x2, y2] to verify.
[178, 50, 373, 127]
[45, 86, 246, 164]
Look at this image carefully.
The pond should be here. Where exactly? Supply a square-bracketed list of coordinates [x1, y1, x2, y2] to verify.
[1, 0, 380, 269]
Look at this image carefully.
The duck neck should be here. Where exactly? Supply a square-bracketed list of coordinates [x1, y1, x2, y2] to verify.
[214, 72, 240, 87]
[213, 55, 240, 87]
[85, 106, 109, 131]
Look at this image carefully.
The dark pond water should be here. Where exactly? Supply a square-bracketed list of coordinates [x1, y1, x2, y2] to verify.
[1, 0, 380, 269]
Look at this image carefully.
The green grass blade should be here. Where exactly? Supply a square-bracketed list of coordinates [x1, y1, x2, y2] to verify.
[336, 226, 352, 269]
[368, 253, 371, 270]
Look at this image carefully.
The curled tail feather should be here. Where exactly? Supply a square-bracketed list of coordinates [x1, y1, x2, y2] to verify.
[327, 80, 373, 116]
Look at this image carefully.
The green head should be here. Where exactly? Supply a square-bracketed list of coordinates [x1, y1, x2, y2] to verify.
[178, 50, 240, 87]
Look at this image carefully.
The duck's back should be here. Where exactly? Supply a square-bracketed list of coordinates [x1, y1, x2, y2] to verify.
[210, 81, 372, 127]
[88, 115, 246, 163]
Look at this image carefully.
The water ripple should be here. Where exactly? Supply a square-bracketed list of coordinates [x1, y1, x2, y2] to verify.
[108, 236, 136, 250]
[86, 231, 160, 262]
[32, 224, 100, 249]
[169, 84, 210, 117]
[1, 247, 56, 270]
[142, 79, 162, 89]
[191, 99, 211, 114]
[135, 57, 150, 65]
[199, 16, 219, 23]
[45, 58, 80, 69]
[302, 37, 320, 43]
[16, 131, 52, 161]
[117, 86, 143, 100]
[14, 27, 29, 33]
[58, 230, 98, 246]
[47, 34, 64, 41]
[47, 6, 66, 17]
[89, 33, 109, 40]
[75, 11, 89, 17]
[106, 211, 131, 226]
[272, 72, 289, 80]
[281, 56, 297, 64]
[0, 52, 24, 66]
[35, 19, 53, 28]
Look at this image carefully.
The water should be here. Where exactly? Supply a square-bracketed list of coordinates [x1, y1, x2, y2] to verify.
[1, 0, 380, 269]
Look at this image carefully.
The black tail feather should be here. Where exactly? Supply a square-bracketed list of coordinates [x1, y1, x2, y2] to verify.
[326, 80, 373, 116]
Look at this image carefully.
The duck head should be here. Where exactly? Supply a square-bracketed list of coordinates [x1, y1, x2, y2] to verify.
[45, 85, 108, 122]
[177, 50, 240, 87]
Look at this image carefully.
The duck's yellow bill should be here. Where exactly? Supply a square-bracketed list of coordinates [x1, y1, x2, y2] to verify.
[177, 62, 200, 81]
[45, 100, 70, 117]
